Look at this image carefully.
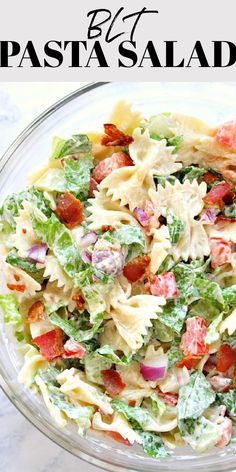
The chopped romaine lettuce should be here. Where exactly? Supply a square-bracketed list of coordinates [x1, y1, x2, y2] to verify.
[156, 301, 187, 334]
[224, 204, 236, 218]
[178, 166, 205, 183]
[177, 371, 216, 420]
[84, 353, 112, 384]
[167, 338, 182, 367]
[96, 345, 132, 365]
[179, 417, 222, 453]
[50, 311, 103, 342]
[81, 283, 109, 322]
[64, 155, 93, 200]
[194, 277, 224, 306]
[205, 314, 224, 344]
[34, 168, 66, 192]
[111, 400, 150, 430]
[216, 390, 236, 417]
[112, 224, 146, 261]
[139, 431, 170, 458]
[50, 134, 92, 160]
[166, 209, 185, 245]
[6, 248, 37, 273]
[153, 319, 175, 342]
[150, 393, 166, 417]
[155, 175, 177, 186]
[222, 285, 236, 306]
[157, 255, 175, 274]
[0, 294, 22, 326]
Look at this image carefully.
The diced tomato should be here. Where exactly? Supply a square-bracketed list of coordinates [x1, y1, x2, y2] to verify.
[216, 120, 236, 149]
[101, 124, 134, 147]
[101, 369, 126, 396]
[89, 177, 98, 197]
[209, 237, 232, 269]
[62, 338, 86, 359]
[123, 255, 150, 283]
[202, 171, 220, 185]
[92, 152, 134, 184]
[55, 191, 83, 229]
[180, 316, 209, 356]
[7, 284, 25, 292]
[216, 417, 233, 448]
[154, 388, 178, 406]
[72, 293, 85, 311]
[27, 300, 45, 323]
[32, 329, 65, 361]
[145, 272, 179, 300]
[232, 367, 236, 387]
[176, 355, 201, 370]
[105, 431, 132, 446]
[203, 182, 234, 209]
[216, 344, 236, 373]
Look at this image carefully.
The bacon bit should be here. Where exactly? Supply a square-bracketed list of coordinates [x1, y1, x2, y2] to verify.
[123, 255, 151, 283]
[208, 375, 232, 392]
[176, 355, 201, 370]
[22, 228, 27, 234]
[32, 329, 65, 361]
[232, 367, 236, 387]
[202, 171, 220, 185]
[101, 124, 134, 147]
[203, 182, 234, 209]
[216, 417, 233, 448]
[62, 339, 86, 359]
[92, 152, 134, 184]
[216, 344, 236, 373]
[89, 177, 98, 197]
[14, 274, 20, 282]
[155, 388, 178, 406]
[101, 225, 114, 233]
[55, 191, 83, 229]
[105, 431, 132, 446]
[72, 293, 85, 311]
[27, 300, 45, 323]
[216, 120, 236, 149]
[145, 272, 179, 300]
[101, 369, 126, 396]
[7, 283, 25, 292]
[128, 400, 136, 407]
[209, 237, 232, 269]
[135, 200, 161, 233]
[180, 316, 209, 357]
[215, 215, 236, 225]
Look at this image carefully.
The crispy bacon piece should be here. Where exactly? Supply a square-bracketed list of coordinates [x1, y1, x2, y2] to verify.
[62, 338, 86, 359]
[89, 177, 98, 197]
[101, 369, 126, 396]
[215, 215, 236, 225]
[72, 293, 85, 311]
[32, 329, 65, 361]
[105, 431, 132, 446]
[154, 388, 178, 406]
[203, 182, 234, 209]
[176, 355, 201, 370]
[123, 255, 150, 283]
[216, 344, 236, 373]
[101, 225, 114, 232]
[92, 152, 133, 184]
[216, 120, 236, 149]
[27, 300, 45, 323]
[209, 237, 232, 269]
[101, 124, 134, 147]
[202, 171, 220, 185]
[7, 284, 25, 292]
[180, 316, 209, 357]
[145, 272, 179, 300]
[128, 400, 136, 407]
[55, 191, 83, 229]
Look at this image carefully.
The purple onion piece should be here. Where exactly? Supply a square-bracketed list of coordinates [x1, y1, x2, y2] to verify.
[92, 249, 125, 277]
[26, 243, 47, 264]
[134, 207, 149, 226]
[140, 354, 168, 381]
[71, 155, 78, 161]
[200, 209, 217, 224]
[80, 232, 98, 249]
[81, 250, 92, 264]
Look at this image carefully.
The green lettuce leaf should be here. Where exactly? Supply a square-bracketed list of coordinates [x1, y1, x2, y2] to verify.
[81, 283, 110, 322]
[6, 248, 37, 273]
[145, 113, 183, 153]
[34, 168, 66, 192]
[156, 301, 187, 334]
[188, 298, 222, 324]
[95, 345, 132, 365]
[216, 390, 236, 417]
[222, 285, 236, 306]
[178, 166, 205, 183]
[224, 204, 236, 218]
[177, 371, 216, 420]
[167, 338, 182, 367]
[112, 224, 146, 260]
[194, 277, 224, 305]
[150, 393, 166, 417]
[157, 255, 175, 274]
[50, 134, 92, 160]
[50, 312, 103, 342]
[32, 212, 83, 281]
[84, 353, 112, 384]
[111, 400, 150, 430]
[166, 209, 185, 245]
[139, 431, 170, 458]
[205, 314, 223, 344]
[179, 417, 222, 453]
[155, 175, 177, 186]
[153, 319, 175, 342]
[64, 155, 93, 200]
[0, 294, 22, 326]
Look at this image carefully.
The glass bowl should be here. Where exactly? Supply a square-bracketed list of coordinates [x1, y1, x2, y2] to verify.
[0, 82, 236, 472]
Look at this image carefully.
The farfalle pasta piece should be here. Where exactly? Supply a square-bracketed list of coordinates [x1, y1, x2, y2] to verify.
[43, 281, 76, 313]
[149, 226, 171, 274]
[35, 375, 67, 428]
[149, 180, 210, 261]
[92, 411, 142, 445]
[18, 344, 49, 387]
[110, 294, 165, 352]
[3, 261, 41, 301]
[100, 128, 182, 211]
[57, 368, 113, 415]
[99, 320, 131, 356]
[87, 190, 139, 230]
[43, 253, 73, 292]
[117, 362, 156, 389]
[13, 202, 45, 257]
[109, 100, 143, 135]
[206, 221, 236, 243]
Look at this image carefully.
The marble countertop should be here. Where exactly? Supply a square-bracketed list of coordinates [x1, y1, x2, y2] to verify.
[0, 83, 102, 472]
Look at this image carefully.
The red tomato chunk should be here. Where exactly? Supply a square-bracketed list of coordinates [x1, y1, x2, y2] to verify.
[146, 272, 179, 299]
[92, 152, 133, 184]
[216, 344, 236, 373]
[101, 369, 126, 396]
[62, 339, 86, 359]
[209, 237, 232, 269]
[32, 329, 65, 361]
[216, 121, 236, 149]
[55, 191, 83, 229]
[180, 316, 209, 356]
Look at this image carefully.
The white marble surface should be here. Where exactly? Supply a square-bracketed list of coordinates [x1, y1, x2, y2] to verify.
[0, 83, 102, 472]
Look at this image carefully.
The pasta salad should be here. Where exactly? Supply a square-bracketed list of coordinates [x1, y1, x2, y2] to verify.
[0, 102, 236, 458]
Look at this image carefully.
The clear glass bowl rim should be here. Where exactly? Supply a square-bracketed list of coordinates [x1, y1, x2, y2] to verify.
[0, 82, 235, 472]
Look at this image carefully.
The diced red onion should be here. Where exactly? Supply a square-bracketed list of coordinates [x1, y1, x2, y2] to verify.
[140, 354, 168, 381]
[80, 232, 98, 248]
[27, 243, 47, 264]
[134, 207, 150, 226]
[200, 209, 217, 224]
[71, 155, 78, 161]
[81, 251, 92, 264]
